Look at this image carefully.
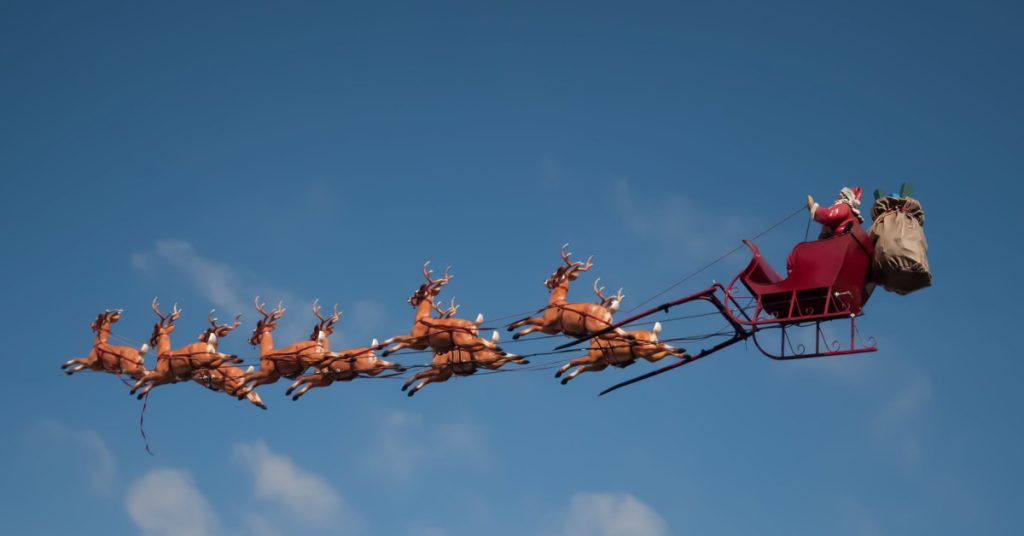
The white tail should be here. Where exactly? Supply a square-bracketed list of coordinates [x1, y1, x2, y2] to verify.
[371, 338, 379, 347]
[652, 322, 662, 336]
[246, 365, 254, 373]
[490, 331, 500, 342]
[474, 313, 484, 325]
[139, 343, 150, 355]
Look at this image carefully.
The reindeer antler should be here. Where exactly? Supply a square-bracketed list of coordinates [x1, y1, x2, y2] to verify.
[593, 278, 607, 303]
[422, 261, 452, 289]
[432, 298, 459, 318]
[210, 309, 242, 333]
[312, 299, 325, 322]
[152, 297, 166, 323]
[254, 296, 269, 319]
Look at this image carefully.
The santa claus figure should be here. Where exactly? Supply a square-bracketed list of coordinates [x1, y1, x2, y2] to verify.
[807, 186, 863, 238]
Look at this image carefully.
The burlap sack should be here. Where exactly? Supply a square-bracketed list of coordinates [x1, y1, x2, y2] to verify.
[869, 197, 931, 295]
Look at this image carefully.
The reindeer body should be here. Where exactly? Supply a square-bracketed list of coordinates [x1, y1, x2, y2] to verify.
[402, 332, 528, 396]
[131, 303, 243, 398]
[62, 310, 149, 379]
[509, 245, 627, 340]
[555, 322, 685, 384]
[286, 341, 403, 400]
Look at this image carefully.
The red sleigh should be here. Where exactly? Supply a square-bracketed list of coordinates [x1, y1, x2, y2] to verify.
[559, 225, 879, 395]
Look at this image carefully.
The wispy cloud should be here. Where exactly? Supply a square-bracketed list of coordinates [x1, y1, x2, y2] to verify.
[133, 239, 250, 314]
[35, 420, 116, 495]
[132, 239, 383, 347]
[614, 180, 754, 257]
[234, 440, 364, 533]
[367, 410, 486, 481]
[875, 373, 932, 464]
[550, 492, 668, 536]
[125, 468, 220, 536]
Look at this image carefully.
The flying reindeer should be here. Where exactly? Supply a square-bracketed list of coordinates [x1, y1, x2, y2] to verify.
[508, 244, 630, 340]
[62, 309, 150, 379]
[284, 339, 404, 401]
[555, 322, 686, 385]
[381, 263, 503, 357]
[402, 331, 529, 397]
[130, 300, 244, 398]
[241, 298, 340, 393]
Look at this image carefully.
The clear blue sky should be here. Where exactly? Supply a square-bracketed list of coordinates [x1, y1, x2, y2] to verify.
[1, 2, 1021, 535]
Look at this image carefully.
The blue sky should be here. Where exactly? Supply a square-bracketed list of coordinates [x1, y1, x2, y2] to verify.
[1, 1, 1021, 535]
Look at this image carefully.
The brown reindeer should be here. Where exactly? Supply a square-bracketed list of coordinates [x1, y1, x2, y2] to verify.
[241, 298, 340, 392]
[130, 300, 243, 398]
[381, 263, 501, 356]
[508, 244, 628, 339]
[192, 365, 267, 409]
[555, 322, 686, 384]
[62, 309, 150, 379]
[284, 339, 404, 401]
[402, 331, 529, 397]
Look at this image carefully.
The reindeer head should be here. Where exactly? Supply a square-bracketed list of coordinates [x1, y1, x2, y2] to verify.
[593, 279, 625, 313]
[545, 244, 593, 290]
[408, 262, 452, 306]
[200, 310, 242, 344]
[250, 297, 284, 346]
[309, 300, 341, 340]
[90, 309, 123, 332]
[149, 298, 182, 347]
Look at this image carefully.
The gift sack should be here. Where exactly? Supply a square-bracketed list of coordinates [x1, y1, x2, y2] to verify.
[869, 196, 931, 295]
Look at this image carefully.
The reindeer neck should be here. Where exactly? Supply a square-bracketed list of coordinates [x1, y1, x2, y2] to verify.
[156, 334, 172, 355]
[95, 325, 112, 344]
[549, 283, 570, 304]
[415, 299, 434, 321]
[259, 331, 275, 356]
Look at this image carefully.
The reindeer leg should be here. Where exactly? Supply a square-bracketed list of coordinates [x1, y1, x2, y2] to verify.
[561, 362, 608, 385]
[555, 355, 594, 378]
[408, 378, 433, 397]
[247, 391, 267, 410]
[130, 371, 161, 394]
[402, 369, 433, 391]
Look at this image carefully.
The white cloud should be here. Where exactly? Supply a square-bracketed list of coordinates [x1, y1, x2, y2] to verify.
[132, 240, 384, 347]
[126, 468, 220, 536]
[551, 492, 669, 536]
[878, 374, 931, 425]
[35, 421, 116, 495]
[367, 410, 486, 480]
[234, 440, 363, 532]
[132, 239, 312, 343]
[614, 180, 753, 257]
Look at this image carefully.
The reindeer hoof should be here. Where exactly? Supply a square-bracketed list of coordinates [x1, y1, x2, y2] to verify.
[554, 370, 563, 378]
[407, 390, 415, 397]
[382, 351, 391, 357]
[258, 403, 267, 410]
[292, 395, 299, 401]
[512, 333, 521, 340]
[401, 384, 409, 391]
[560, 377, 570, 385]
[520, 360, 531, 365]
[64, 369, 74, 375]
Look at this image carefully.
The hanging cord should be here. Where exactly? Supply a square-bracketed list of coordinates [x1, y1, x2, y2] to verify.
[623, 205, 806, 314]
